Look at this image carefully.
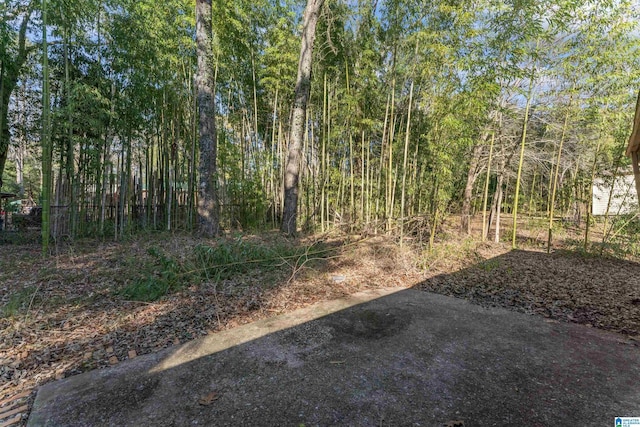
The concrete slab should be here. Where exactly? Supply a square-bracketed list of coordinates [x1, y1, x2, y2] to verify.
[28, 288, 640, 426]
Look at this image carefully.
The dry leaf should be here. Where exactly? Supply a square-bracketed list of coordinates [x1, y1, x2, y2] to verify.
[198, 392, 219, 406]
[128, 350, 137, 359]
[3, 234, 640, 412]
[108, 356, 118, 365]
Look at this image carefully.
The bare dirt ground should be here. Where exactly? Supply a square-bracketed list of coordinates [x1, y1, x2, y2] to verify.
[1, 218, 640, 425]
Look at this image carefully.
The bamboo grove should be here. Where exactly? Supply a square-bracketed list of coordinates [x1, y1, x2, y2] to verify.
[1, 0, 639, 247]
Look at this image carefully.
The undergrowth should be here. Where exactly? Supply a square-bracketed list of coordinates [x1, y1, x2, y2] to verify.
[117, 236, 328, 302]
[118, 246, 184, 301]
[193, 238, 308, 281]
[1, 286, 38, 318]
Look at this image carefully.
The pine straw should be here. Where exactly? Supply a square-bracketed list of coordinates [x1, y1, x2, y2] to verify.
[1, 229, 640, 425]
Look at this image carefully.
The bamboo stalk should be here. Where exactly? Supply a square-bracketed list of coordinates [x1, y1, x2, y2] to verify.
[399, 76, 415, 247]
[547, 91, 573, 253]
[481, 131, 495, 241]
[512, 55, 537, 249]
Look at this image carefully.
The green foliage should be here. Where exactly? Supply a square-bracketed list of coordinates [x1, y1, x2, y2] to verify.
[478, 258, 500, 272]
[193, 237, 307, 281]
[2, 0, 640, 248]
[0, 230, 40, 244]
[595, 215, 640, 259]
[117, 237, 326, 302]
[569, 232, 640, 260]
[118, 246, 184, 302]
[1, 286, 37, 318]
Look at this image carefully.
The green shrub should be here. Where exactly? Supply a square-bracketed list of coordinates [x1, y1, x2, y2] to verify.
[118, 246, 184, 301]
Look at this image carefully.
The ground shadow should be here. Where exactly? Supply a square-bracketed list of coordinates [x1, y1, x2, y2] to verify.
[8, 248, 640, 425]
[415, 249, 640, 336]
[2, 235, 387, 394]
[28, 286, 640, 426]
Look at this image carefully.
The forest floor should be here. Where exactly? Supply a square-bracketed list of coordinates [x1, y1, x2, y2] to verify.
[1, 216, 640, 425]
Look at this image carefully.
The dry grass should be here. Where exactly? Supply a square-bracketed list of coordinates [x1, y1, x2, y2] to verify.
[1, 218, 639, 425]
[0, 232, 426, 405]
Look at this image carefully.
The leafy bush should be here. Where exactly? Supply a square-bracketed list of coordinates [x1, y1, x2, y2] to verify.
[118, 246, 184, 301]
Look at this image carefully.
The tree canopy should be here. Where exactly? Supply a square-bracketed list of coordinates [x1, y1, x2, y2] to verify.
[0, 0, 638, 249]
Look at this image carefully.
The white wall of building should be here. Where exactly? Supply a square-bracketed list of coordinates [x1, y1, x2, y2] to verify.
[592, 174, 638, 215]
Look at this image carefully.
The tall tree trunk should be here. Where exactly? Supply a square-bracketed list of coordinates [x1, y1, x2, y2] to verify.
[64, 31, 76, 236]
[488, 140, 518, 242]
[584, 132, 602, 250]
[281, 0, 324, 234]
[320, 74, 327, 232]
[187, 68, 197, 230]
[0, 61, 5, 193]
[365, 132, 371, 224]
[196, 0, 220, 237]
[349, 131, 354, 229]
[361, 130, 366, 224]
[493, 174, 504, 243]
[512, 73, 535, 249]
[346, 63, 355, 229]
[386, 78, 396, 232]
[601, 147, 626, 246]
[271, 88, 279, 226]
[511, 39, 538, 249]
[632, 151, 640, 209]
[15, 143, 24, 196]
[399, 77, 415, 246]
[546, 93, 573, 253]
[481, 132, 495, 241]
[461, 142, 484, 234]
[15, 84, 26, 198]
[376, 92, 391, 224]
[528, 167, 537, 213]
[0, 7, 33, 192]
[41, 0, 52, 255]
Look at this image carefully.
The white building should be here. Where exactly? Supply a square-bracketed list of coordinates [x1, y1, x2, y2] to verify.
[592, 173, 638, 215]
